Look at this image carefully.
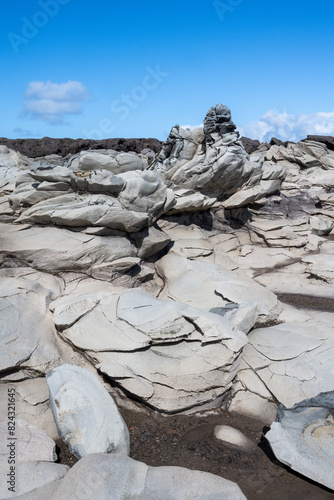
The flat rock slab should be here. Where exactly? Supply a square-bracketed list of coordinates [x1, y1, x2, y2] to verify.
[266, 392, 334, 491]
[46, 364, 130, 458]
[242, 320, 334, 408]
[156, 253, 282, 326]
[8, 453, 247, 500]
[0, 223, 137, 280]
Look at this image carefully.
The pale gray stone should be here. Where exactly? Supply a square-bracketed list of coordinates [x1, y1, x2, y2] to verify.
[156, 254, 282, 325]
[0, 379, 59, 441]
[214, 425, 257, 451]
[0, 223, 138, 280]
[168, 188, 217, 213]
[53, 285, 247, 413]
[309, 215, 333, 236]
[118, 169, 175, 219]
[70, 169, 124, 195]
[46, 364, 130, 458]
[266, 392, 334, 491]
[239, 320, 334, 410]
[10, 183, 68, 209]
[67, 151, 143, 174]
[130, 225, 171, 259]
[15, 193, 150, 233]
[152, 105, 284, 205]
[228, 391, 277, 425]
[302, 253, 334, 283]
[0, 269, 63, 375]
[0, 414, 57, 463]
[96, 337, 243, 413]
[8, 453, 247, 500]
[0, 461, 68, 499]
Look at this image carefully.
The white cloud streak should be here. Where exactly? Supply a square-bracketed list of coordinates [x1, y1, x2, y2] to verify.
[180, 124, 203, 131]
[23, 80, 90, 124]
[238, 110, 334, 143]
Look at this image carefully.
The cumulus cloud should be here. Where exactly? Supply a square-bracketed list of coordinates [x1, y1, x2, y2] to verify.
[238, 110, 334, 143]
[180, 124, 203, 131]
[23, 80, 90, 124]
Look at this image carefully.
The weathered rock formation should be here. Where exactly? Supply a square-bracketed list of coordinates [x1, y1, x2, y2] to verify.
[151, 104, 286, 209]
[0, 104, 334, 494]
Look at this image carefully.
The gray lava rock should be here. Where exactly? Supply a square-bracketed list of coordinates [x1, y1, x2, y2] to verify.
[266, 391, 334, 491]
[0, 415, 57, 464]
[0, 461, 68, 499]
[8, 453, 247, 500]
[46, 364, 130, 458]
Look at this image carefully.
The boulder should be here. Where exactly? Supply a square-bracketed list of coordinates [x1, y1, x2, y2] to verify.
[67, 151, 144, 174]
[12, 164, 175, 233]
[214, 425, 257, 451]
[151, 104, 285, 206]
[46, 364, 130, 458]
[0, 223, 138, 281]
[309, 215, 333, 236]
[0, 379, 59, 440]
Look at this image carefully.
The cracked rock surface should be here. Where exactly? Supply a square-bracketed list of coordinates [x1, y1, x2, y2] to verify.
[266, 392, 334, 491]
[0, 107, 333, 495]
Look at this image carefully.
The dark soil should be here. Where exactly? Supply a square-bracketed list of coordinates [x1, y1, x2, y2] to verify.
[278, 293, 334, 311]
[56, 407, 334, 500]
[0, 137, 162, 158]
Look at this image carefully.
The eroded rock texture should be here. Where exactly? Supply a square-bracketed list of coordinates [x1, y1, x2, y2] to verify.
[1, 105, 334, 493]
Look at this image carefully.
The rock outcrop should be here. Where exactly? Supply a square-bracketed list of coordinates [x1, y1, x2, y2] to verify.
[151, 104, 286, 208]
[0, 104, 334, 495]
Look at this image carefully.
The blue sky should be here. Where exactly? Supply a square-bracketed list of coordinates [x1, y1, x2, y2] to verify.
[1, 0, 334, 142]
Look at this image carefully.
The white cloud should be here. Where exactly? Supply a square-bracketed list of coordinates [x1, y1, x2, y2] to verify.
[23, 80, 90, 124]
[180, 124, 203, 131]
[238, 110, 334, 143]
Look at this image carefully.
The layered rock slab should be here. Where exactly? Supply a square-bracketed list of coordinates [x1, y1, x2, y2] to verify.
[0, 223, 138, 279]
[51, 288, 247, 413]
[0, 415, 57, 463]
[11, 159, 175, 233]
